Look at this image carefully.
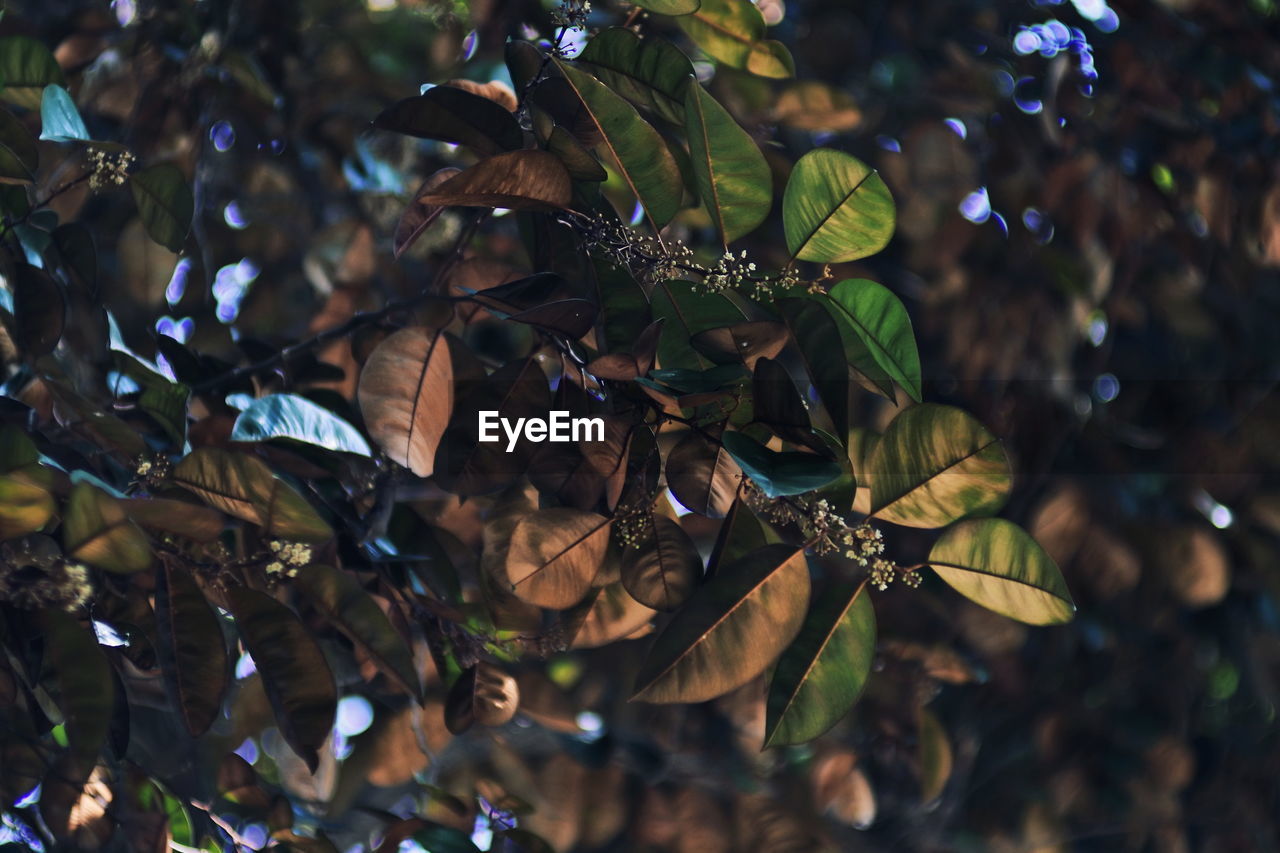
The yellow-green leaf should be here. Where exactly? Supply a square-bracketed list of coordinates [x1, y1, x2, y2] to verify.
[172, 448, 332, 542]
[676, 0, 794, 79]
[928, 518, 1075, 625]
[63, 482, 152, 574]
[783, 149, 894, 263]
[868, 404, 1011, 529]
[0, 35, 66, 109]
[684, 82, 772, 245]
[0, 473, 56, 539]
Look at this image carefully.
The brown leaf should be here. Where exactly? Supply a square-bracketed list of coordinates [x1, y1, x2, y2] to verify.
[690, 321, 788, 369]
[444, 78, 518, 112]
[812, 750, 875, 828]
[666, 431, 742, 518]
[413, 150, 572, 211]
[394, 167, 461, 258]
[444, 662, 520, 734]
[619, 514, 701, 611]
[507, 508, 612, 608]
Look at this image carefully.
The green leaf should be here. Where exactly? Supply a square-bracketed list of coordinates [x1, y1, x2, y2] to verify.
[632, 543, 809, 703]
[676, 0, 794, 79]
[409, 825, 481, 853]
[826, 279, 922, 402]
[783, 149, 895, 263]
[112, 352, 189, 446]
[129, 163, 194, 252]
[0, 473, 55, 538]
[372, 85, 522, 156]
[155, 562, 229, 736]
[720, 431, 841, 498]
[778, 297, 852, 439]
[578, 28, 694, 125]
[927, 518, 1075, 625]
[867, 404, 1012, 529]
[545, 125, 607, 182]
[0, 35, 66, 109]
[0, 107, 38, 183]
[226, 587, 337, 773]
[38, 85, 88, 142]
[232, 394, 372, 456]
[38, 610, 113, 773]
[650, 280, 746, 370]
[630, 0, 701, 14]
[0, 424, 40, 472]
[173, 448, 332, 542]
[63, 482, 153, 574]
[553, 60, 682, 230]
[751, 357, 823, 451]
[688, 320, 788, 369]
[765, 580, 875, 747]
[619, 513, 701, 611]
[293, 565, 421, 700]
[684, 82, 771, 244]
[706, 497, 778, 577]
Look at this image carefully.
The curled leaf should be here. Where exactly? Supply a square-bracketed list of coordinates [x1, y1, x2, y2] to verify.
[445, 662, 520, 734]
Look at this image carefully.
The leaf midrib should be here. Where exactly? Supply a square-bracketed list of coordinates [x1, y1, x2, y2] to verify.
[790, 168, 875, 261]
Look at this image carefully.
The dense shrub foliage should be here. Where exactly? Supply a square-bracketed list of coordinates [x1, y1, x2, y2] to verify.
[1, 0, 1278, 850]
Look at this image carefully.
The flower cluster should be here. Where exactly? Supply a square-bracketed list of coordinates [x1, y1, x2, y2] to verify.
[0, 539, 92, 612]
[551, 0, 591, 30]
[265, 540, 312, 579]
[87, 148, 135, 191]
[701, 250, 759, 295]
[134, 453, 172, 489]
[613, 505, 652, 550]
[867, 557, 923, 591]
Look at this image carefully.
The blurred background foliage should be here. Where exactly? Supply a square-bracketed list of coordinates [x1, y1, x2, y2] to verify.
[2, 0, 1280, 850]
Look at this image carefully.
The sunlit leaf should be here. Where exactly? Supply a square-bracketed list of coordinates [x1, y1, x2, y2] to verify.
[553, 61, 683, 229]
[676, 0, 794, 79]
[409, 150, 572, 211]
[507, 508, 612, 609]
[0, 107, 38, 183]
[293, 565, 421, 699]
[226, 587, 337, 773]
[155, 562, 228, 736]
[764, 580, 874, 747]
[632, 543, 809, 703]
[232, 393, 372, 456]
[825, 279, 922, 402]
[0, 473, 55, 538]
[720, 431, 840, 498]
[38, 85, 88, 142]
[783, 149, 894, 263]
[917, 707, 952, 802]
[129, 163, 194, 252]
[868, 404, 1011, 528]
[358, 328, 482, 478]
[444, 662, 520, 734]
[630, 0, 701, 14]
[0, 35, 66, 108]
[372, 85, 522, 156]
[772, 81, 861, 131]
[172, 448, 332, 542]
[684, 82, 771, 244]
[928, 518, 1075, 625]
[578, 28, 694, 125]
[62, 482, 152, 574]
[665, 431, 741, 517]
[619, 514, 701, 611]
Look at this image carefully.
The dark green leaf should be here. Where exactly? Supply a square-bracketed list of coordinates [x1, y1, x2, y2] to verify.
[765, 580, 875, 747]
[545, 125, 607, 182]
[928, 518, 1075, 625]
[778, 297, 854, 438]
[155, 562, 228, 735]
[688, 321, 787, 369]
[226, 587, 337, 773]
[129, 163, 194, 252]
[684, 82, 771, 244]
[826, 279, 922, 402]
[0, 107, 38, 183]
[0, 36, 66, 109]
[632, 543, 809, 703]
[232, 394, 372, 456]
[372, 85, 522, 156]
[707, 497, 778, 577]
[751, 357, 823, 451]
[720, 431, 841, 497]
[630, 0, 701, 14]
[39, 610, 113, 773]
[783, 149, 894, 263]
[11, 263, 65, 357]
[651, 280, 746, 370]
[38, 85, 88, 142]
[578, 28, 694, 125]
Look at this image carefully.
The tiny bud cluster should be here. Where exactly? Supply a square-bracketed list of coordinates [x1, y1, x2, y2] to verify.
[87, 148, 135, 191]
[613, 506, 652, 550]
[551, 0, 591, 30]
[265, 540, 312, 579]
[0, 539, 92, 612]
[134, 453, 172, 489]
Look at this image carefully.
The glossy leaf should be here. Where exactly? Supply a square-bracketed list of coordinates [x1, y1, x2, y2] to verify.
[684, 82, 771, 244]
[0, 473, 55, 538]
[358, 328, 481, 478]
[868, 404, 1012, 528]
[129, 163, 194, 252]
[764, 581, 875, 747]
[226, 587, 337, 773]
[293, 565, 421, 699]
[155, 562, 228, 736]
[62, 482, 152, 574]
[11, 263, 65, 357]
[0, 35, 66, 108]
[676, 0, 795, 79]
[444, 662, 519, 734]
[409, 150, 572, 211]
[553, 61, 682, 229]
[578, 28, 694, 125]
[232, 393, 372, 456]
[394, 167, 461, 258]
[783, 149, 894, 263]
[928, 518, 1075, 625]
[39, 610, 114, 772]
[372, 85, 523, 155]
[507, 508, 612, 609]
[632, 543, 809, 703]
[620, 514, 701, 611]
[665, 431, 741, 517]
[172, 448, 332, 542]
[38, 85, 88, 142]
[720, 431, 841, 498]
[0, 107, 38, 183]
[826, 279, 922, 402]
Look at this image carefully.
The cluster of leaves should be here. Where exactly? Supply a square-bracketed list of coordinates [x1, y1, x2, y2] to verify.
[8, 0, 1275, 849]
